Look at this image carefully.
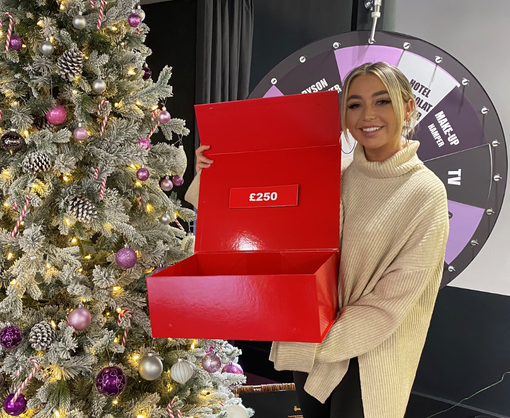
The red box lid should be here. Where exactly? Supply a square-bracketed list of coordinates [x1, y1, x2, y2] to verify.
[194, 91, 341, 253]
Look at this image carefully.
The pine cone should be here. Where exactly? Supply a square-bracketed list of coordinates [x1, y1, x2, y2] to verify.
[22, 152, 51, 174]
[29, 321, 56, 351]
[57, 48, 84, 81]
[68, 195, 97, 223]
[35, 117, 54, 132]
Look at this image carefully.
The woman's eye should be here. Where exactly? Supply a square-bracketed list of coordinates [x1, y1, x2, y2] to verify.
[377, 99, 391, 105]
[348, 103, 360, 109]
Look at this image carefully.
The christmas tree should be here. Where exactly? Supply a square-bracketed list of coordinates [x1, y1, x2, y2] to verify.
[0, 1, 250, 418]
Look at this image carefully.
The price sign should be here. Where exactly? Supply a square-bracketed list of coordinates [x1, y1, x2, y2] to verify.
[229, 185, 299, 208]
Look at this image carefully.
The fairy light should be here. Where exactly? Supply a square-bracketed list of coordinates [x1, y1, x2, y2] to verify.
[4, 201, 9, 208]
[133, 354, 140, 361]
[190, 340, 197, 350]
[84, 255, 91, 260]
[22, 44, 26, 49]
[37, 20, 44, 27]
[54, 410, 60, 418]
[60, 3, 65, 10]
[10, 280, 16, 286]
[71, 237, 78, 244]
[136, 100, 142, 106]
[135, 181, 142, 187]
[111, 26, 118, 31]
[114, 102, 120, 108]
[51, 321, 57, 328]
[112, 400, 118, 406]
[151, 104, 158, 110]
[146, 204, 153, 212]
[116, 308, 122, 313]
[64, 218, 71, 226]
[12, 101, 19, 106]
[130, 164, 137, 169]
[46, 263, 51, 269]
[120, 42, 125, 46]
[49, 36, 54, 42]
[72, 90, 78, 95]
[23, 130, 29, 136]
[20, 221, 25, 226]
[114, 337, 119, 343]
[127, 69, 135, 75]
[7, 253, 14, 261]
[113, 286, 120, 292]
[137, 415, 144, 418]
[78, 268, 83, 272]
[2, 169, 10, 176]
[63, 175, 70, 182]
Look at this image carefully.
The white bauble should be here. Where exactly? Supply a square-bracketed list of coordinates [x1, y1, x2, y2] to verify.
[73, 13, 87, 30]
[92, 78, 107, 94]
[226, 404, 249, 418]
[170, 359, 193, 384]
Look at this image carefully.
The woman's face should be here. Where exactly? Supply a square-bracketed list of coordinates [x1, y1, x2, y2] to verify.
[345, 74, 411, 162]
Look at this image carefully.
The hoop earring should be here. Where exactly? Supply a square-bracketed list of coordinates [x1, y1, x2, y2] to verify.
[341, 133, 356, 154]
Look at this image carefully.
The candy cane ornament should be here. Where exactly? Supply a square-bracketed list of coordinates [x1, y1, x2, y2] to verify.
[174, 220, 185, 231]
[97, 0, 105, 29]
[2, 12, 14, 54]
[10, 196, 30, 238]
[99, 176, 107, 200]
[98, 99, 110, 138]
[13, 358, 38, 402]
[93, 167, 99, 179]
[147, 109, 161, 139]
[167, 401, 182, 418]
[138, 194, 143, 210]
[117, 309, 132, 347]
[90, 0, 95, 8]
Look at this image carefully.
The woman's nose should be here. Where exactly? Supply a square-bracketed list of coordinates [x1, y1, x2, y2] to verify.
[362, 105, 376, 120]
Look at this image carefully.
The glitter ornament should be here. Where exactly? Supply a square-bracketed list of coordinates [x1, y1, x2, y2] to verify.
[128, 12, 142, 28]
[95, 366, 127, 397]
[172, 175, 184, 186]
[115, 247, 137, 269]
[3, 394, 26, 416]
[9, 35, 22, 51]
[160, 177, 173, 191]
[40, 39, 54, 56]
[73, 12, 87, 29]
[138, 138, 150, 150]
[160, 212, 175, 225]
[136, 167, 150, 181]
[1, 130, 25, 153]
[92, 78, 107, 94]
[0, 325, 23, 350]
[170, 359, 193, 384]
[68, 305, 92, 330]
[73, 124, 88, 141]
[222, 363, 244, 374]
[142, 66, 152, 80]
[202, 352, 222, 373]
[46, 104, 67, 125]
[138, 353, 164, 381]
[158, 107, 171, 124]
[225, 404, 249, 418]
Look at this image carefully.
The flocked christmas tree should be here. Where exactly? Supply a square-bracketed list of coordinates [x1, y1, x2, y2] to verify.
[0, 1, 250, 418]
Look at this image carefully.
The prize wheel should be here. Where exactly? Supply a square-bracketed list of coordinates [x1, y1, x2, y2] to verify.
[249, 30, 507, 287]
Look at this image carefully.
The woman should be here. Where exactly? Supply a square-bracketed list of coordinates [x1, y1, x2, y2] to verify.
[186, 62, 449, 418]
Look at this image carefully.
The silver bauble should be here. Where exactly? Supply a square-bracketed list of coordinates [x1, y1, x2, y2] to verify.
[161, 212, 175, 225]
[40, 40, 54, 56]
[138, 354, 164, 381]
[73, 13, 87, 30]
[92, 78, 107, 94]
[137, 7, 146, 21]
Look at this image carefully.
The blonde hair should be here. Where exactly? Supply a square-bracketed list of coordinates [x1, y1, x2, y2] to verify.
[341, 62, 417, 140]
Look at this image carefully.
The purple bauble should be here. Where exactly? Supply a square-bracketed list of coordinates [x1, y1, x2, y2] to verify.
[172, 175, 184, 187]
[115, 247, 137, 269]
[46, 104, 67, 125]
[95, 366, 127, 397]
[68, 307, 92, 331]
[9, 35, 23, 51]
[142, 67, 152, 80]
[138, 138, 151, 150]
[136, 167, 150, 181]
[150, 266, 166, 276]
[0, 325, 23, 350]
[158, 109, 171, 124]
[160, 178, 173, 192]
[221, 363, 244, 375]
[128, 13, 142, 28]
[202, 353, 222, 373]
[73, 126, 88, 141]
[3, 394, 26, 416]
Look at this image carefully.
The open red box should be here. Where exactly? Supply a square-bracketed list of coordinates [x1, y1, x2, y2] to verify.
[147, 91, 341, 342]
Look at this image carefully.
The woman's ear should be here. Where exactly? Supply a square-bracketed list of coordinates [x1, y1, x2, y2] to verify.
[405, 99, 415, 120]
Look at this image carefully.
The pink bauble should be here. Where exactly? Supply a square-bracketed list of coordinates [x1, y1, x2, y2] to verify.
[9, 35, 23, 51]
[68, 307, 92, 331]
[46, 104, 67, 125]
[202, 352, 222, 373]
[128, 13, 142, 28]
[73, 126, 88, 141]
[172, 175, 184, 186]
[158, 110, 171, 124]
[221, 363, 244, 375]
[138, 138, 151, 150]
[160, 178, 173, 192]
[115, 247, 137, 269]
[136, 168, 150, 181]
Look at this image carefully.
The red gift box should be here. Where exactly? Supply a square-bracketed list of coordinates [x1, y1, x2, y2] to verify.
[147, 91, 341, 342]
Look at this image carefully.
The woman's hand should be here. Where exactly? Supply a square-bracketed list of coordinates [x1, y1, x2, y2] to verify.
[196, 145, 214, 173]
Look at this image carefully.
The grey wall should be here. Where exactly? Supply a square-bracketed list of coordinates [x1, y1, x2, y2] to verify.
[386, 0, 510, 296]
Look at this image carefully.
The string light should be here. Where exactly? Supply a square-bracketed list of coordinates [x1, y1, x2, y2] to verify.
[113, 286, 120, 292]
[114, 337, 119, 343]
[111, 26, 118, 31]
[23, 130, 29, 136]
[190, 340, 197, 350]
[46, 263, 51, 269]
[114, 102, 120, 108]
[146, 204, 153, 212]
[63, 175, 70, 182]
[116, 308, 122, 313]
[84, 255, 91, 260]
[10, 279, 16, 285]
[37, 20, 44, 27]
[7, 253, 14, 261]
[135, 181, 142, 187]
[71, 237, 78, 244]
[127, 69, 135, 75]
[4, 201, 9, 208]
[51, 321, 57, 328]
[54, 410, 60, 418]
[64, 218, 71, 226]
[49, 36, 54, 42]
[132, 354, 140, 361]
[112, 400, 118, 406]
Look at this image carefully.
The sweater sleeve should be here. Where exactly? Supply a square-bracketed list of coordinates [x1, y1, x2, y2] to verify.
[184, 171, 201, 209]
[314, 187, 449, 363]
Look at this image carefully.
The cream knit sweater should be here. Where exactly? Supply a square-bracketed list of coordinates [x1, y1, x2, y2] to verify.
[185, 140, 449, 418]
[270, 140, 449, 418]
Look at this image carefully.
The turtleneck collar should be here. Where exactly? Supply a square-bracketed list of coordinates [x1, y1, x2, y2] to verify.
[353, 140, 422, 179]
